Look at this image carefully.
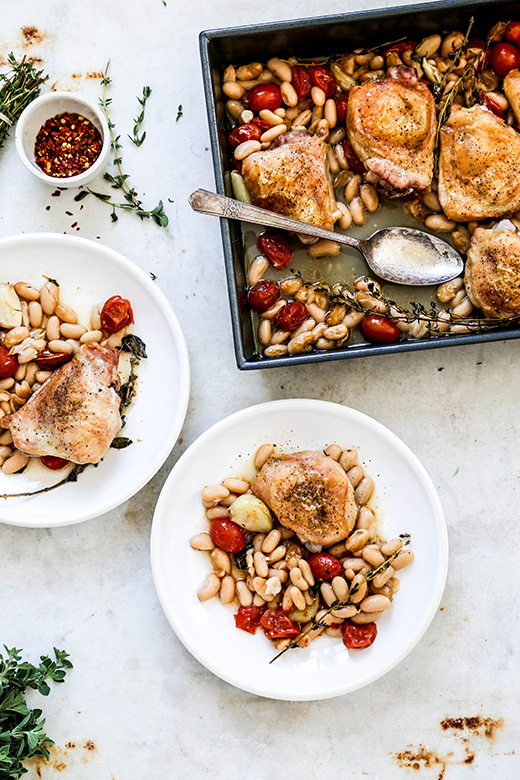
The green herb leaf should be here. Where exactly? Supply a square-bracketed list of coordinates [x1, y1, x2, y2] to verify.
[176, 104, 183, 122]
[120, 334, 147, 359]
[110, 437, 133, 449]
[73, 190, 90, 202]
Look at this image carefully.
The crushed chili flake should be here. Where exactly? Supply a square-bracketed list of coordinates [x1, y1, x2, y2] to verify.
[34, 112, 102, 178]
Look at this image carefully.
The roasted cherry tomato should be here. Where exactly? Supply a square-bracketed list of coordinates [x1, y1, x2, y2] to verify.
[307, 552, 343, 581]
[505, 21, 520, 46]
[251, 117, 271, 132]
[382, 40, 416, 56]
[260, 608, 300, 639]
[490, 42, 520, 78]
[247, 83, 283, 113]
[342, 138, 365, 173]
[0, 345, 18, 378]
[274, 300, 308, 332]
[342, 620, 378, 649]
[257, 231, 292, 269]
[291, 64, 312, 101]
[228, 123, 262, 148]
[482, 93, 505, 119]
[308, 65, 337, 99]
[100, 295, 134, 334]
[335, 94, 349, 124]
[360, 314, 401, 344]
[209, 518, 246, 553]
[41, 455, 69, 470]
[234, 605, 266, 634]
[248, 281, 280, 313]
[35, 348, 72, 370]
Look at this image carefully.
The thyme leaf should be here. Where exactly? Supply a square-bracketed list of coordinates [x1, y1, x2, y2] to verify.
[0, 53, 48, 149]
[129, 85, 151, 147]
[176, 104, 183, 122]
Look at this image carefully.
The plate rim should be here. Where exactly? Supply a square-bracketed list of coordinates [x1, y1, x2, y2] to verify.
[0, 232, 190, 528]
[151, 398, 449, 700]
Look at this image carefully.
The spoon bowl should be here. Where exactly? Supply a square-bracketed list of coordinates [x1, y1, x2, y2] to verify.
[189, 189, 463, 286]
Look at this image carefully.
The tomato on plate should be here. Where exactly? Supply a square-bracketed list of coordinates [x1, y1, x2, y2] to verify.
[0, 345, 18, 378]
[382, 40, 416, 57]
[260, 608, 300, 639]
[307, 552, 343, 581]
[291, 64, 312, 101]
[234, 605, 265, 634]
[490, 42, 520, 78]
[335, 94, 349, 124]
[360, 314, 401, 344]
[228, 123, 262, 148]
[505, 21, 520, 46]
[308, 65, 337, 99]
[209, 518, 246, 553]
[41, 455, 70, 470]
[257, 231, 292, 269]
[248, 281, 280, 313]
[251, 117, 271, 132]
[100, 295, 134, 334]
[274, 300, 308, 332]
[342, 138, 365, 173]
[247, 83, 282, 113]
[342, 620, 378, 649]
[35, 348, 72, 370]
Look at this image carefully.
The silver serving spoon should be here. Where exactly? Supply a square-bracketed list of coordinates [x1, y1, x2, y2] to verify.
[189, 189, 463, 286]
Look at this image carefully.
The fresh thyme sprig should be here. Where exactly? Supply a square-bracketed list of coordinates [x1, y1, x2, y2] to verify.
[270, 535, 411, 663]
[0, 646, 72, 780]
[129, 85, 151, 147]
[74, 64, 168, 227]
[0, 53, 47, 148]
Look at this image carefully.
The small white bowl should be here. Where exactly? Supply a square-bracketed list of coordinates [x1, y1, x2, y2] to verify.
[15, 91, 110, 188]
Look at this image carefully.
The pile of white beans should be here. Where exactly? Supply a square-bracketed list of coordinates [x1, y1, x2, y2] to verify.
[190, 443, 414, 650]
[0, 280, 130, 475]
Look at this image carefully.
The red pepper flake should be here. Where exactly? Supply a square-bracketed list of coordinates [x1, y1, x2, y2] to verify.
[34, 112, 103, 178]
[65, 210, 73, 216]
[51, 190, 61, 196]
[71, 222, 77, 228]
[45, 205, 50, 211]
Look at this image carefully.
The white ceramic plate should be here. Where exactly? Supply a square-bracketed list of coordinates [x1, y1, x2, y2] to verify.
[0, 233, 190, 527]
[151, 399, 448, 701]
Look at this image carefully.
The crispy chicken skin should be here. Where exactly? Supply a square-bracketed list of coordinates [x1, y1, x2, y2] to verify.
[504, 69, 520, 125]
[346, 67, 436, 190]
[241, 130, 337, 229]
[251, 450, 358, 546]
[438, 105, 520, 221]
[2, 344, 121, 464]
[464, 227, 520, 319]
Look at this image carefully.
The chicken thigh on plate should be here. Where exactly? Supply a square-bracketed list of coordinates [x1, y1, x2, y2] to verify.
[438, 104, 520, 221]
[241, 130, 338, 229]
[503, 69, 520, 125]
[346, 66, 436, 191]
[2, 343, 121, 464]
[464, 227, 520, 319]
[251, 450, 358, 546]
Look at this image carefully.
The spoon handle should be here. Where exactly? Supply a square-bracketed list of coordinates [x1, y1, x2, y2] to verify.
[189, 189, 360, 248]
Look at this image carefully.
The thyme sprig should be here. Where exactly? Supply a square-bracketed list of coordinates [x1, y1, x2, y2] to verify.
[270, 535, 411, 663]
[74, 64, 168, 227]
[129, 85, 151, 147]
[0, 53, 47, 148]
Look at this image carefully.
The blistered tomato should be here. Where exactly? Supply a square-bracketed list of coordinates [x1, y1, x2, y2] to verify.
[41, 456, 70, 470]
[342, 620, 378, 649]
[257, 232, 292, 269]
[248, 281, 280, 313]
[291, 64, 312, 101]
[100, 295, 134, 334]
[209, 518, 246, 553]
[0, 345, 18, 378]
[307, 552, 343, 581]
[35, 348, 72, 370]
[490, 42, 520, 78]
[342, 138, 365, 173]
[259, 608, 300, 639]
[506, 21, 520, 46]
[228, 123, 262, 148]
[308, 65, 337, 99]
[234, 605, 265, 634]
[274, 300, 308, 332]
[482, 93, 505, 119]
[382, 40, 416, 56]
[335, 94, 349, 124]
[360, 314, 401, 344]
[247, 83, 283, 113]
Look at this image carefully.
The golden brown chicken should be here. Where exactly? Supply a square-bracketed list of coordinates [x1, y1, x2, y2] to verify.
[464, 227, 520, 319]
[438, 104, 520, 221]
[241, 130, 337, 229]
[2, 344, 121, 464]
[346, 67, 436, 190]
[504, 69, 520, 126]
[251, 450, 357, 545]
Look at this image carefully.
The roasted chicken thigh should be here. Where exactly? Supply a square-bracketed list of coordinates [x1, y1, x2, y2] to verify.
[2, 344, 121, 464]
[438, 104, 520, 221]
[251, 450, 358, 545]
[464, 227, 520, 319]
[504, 69, 520, 126]
[241, 130, 337, 229]
[346, 67, 436, 190]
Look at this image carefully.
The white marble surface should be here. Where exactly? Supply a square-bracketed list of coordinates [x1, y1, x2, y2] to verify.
[1, 1, 518, 778]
